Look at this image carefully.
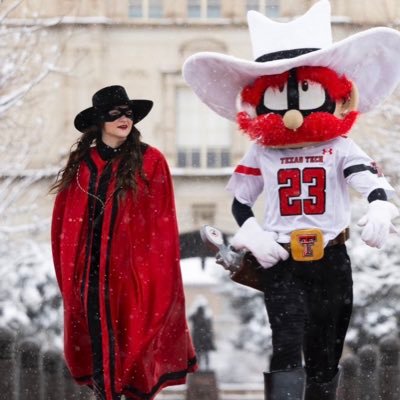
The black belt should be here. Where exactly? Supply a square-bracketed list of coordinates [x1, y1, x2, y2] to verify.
[279, 228, 350, 253]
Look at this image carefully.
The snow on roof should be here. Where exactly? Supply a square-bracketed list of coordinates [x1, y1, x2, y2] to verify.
[180, 257, 225, 286]
[3, 16, 112, 26]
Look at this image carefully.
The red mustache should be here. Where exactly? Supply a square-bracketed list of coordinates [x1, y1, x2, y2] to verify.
[237, 111, 359, 147]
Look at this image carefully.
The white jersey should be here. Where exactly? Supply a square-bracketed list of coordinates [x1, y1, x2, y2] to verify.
[227, 137, 394, 245]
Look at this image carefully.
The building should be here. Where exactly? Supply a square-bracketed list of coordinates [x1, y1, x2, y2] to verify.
[2, 0, 400, 390]
[5, 0, 400, 244]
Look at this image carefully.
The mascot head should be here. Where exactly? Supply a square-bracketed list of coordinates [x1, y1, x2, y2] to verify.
[237, 66, 358, 147]
[183, 0, 400, 148]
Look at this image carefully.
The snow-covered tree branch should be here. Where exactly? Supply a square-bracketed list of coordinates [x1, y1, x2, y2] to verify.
[0, 0, 73, 344]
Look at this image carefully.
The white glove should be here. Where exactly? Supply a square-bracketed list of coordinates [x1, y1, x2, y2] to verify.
[357, 200, 399, 249]
[230, 217, 289, 268]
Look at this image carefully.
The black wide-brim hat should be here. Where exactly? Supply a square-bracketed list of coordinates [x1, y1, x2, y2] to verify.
[74, 85, 153, 133]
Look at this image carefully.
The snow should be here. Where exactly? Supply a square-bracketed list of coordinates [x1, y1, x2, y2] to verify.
[0, 237, 62, 349]
[1, 1, 400, 384]
[181, 257, 266, 381]
[180, 257, 225, 286]
[171, 167, 234, 177]
[210, 336, 266, 383]
[0, 168, 57, 178]
[3, 16, 113, 26]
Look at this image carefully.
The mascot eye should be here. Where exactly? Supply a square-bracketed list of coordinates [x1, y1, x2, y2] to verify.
[263, 84, 288, 110]
[301, 81, 309, 91]
[298, 81, 325, 110]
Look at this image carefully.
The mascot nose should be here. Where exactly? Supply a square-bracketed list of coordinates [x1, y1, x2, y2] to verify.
[283, 110, 304, 130]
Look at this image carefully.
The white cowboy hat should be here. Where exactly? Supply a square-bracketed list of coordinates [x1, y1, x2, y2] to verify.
[182, 0, 400, 121]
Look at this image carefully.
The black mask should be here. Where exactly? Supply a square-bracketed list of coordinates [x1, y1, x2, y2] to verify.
[102, 106, 134, 122]
[256, 69, 336, 117]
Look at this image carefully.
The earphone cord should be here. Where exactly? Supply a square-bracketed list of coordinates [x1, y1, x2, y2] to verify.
[75, 163, 121, 213]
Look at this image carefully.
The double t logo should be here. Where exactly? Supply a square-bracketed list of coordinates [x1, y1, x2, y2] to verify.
[298, 234, 318, 257]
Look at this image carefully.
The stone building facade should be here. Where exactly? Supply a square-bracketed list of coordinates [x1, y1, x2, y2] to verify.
[5, 0, 399, 246]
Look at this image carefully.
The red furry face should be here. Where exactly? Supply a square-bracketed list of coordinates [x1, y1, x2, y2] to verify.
[238, 67, 357, 147]
[237, 110, 358, 147]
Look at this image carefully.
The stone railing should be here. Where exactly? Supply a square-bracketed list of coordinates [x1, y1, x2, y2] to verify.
[0, 327, 93, 400]
[338, 336, 400, 400]
[2, 325, 400, 400]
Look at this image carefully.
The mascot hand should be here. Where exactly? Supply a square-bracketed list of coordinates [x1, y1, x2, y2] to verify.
[357, 200, 399, 248]
[230, 217, 289, 268]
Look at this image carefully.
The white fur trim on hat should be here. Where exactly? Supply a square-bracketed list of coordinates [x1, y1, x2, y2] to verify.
[182, 0, 400, 121]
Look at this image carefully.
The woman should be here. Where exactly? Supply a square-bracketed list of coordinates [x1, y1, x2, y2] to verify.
[51, 85, 197, 400]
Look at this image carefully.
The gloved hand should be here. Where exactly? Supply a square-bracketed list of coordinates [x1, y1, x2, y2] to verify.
[230, 217, 289, 268]
[357, 200, 399, 248]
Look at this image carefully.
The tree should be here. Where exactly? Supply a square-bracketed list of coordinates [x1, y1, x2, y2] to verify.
[345, 90, 400, 350]
[0, 0, 68, 346]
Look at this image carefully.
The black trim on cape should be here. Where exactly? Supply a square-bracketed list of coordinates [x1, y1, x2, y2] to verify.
[80, 155, 98, 303]
[82, 144, 151, 399]
[123, 357, 198, 400]
[87, 159, 114, 398]
[73, 356, 197, 399]
[104, 161, 125, 396]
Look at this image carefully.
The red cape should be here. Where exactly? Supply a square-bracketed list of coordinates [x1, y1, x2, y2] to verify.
[51, 145, 197, 399]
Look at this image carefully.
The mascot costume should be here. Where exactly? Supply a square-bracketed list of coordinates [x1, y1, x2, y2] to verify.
[183, 1, 400, 399]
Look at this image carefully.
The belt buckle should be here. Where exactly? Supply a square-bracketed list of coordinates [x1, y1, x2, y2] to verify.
[290, 228, 324, 262]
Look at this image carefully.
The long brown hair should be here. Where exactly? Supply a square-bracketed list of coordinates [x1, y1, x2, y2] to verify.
[50, 125, 147, 195]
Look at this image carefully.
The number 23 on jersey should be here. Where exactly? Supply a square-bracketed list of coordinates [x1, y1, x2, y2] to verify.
[278, 167, 326, 216]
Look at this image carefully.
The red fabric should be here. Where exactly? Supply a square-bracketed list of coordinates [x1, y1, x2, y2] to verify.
[237, 110, 358, 147]
[51, 145, 197, 399]
[234, 165, 262, 176]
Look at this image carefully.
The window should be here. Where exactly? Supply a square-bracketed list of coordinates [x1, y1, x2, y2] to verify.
[207, 0, 221, 18]
[192, 203, 216, 226]
[128, 0, 163, 19]
[176, 86, 232, 169]
[246, 0, 280, 17]
[246, 0, 259, 12]
[149, 0, 163, 18]
[187, 0, 221, 19]
[128, 0, 142, 17]
[188, 0, 201, 18]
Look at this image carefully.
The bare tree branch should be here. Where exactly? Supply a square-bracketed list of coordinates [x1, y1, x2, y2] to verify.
[0, 0, 24, 21]
[0, 0, 74, 235]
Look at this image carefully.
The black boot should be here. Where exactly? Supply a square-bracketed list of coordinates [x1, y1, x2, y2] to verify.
[304, 371, 340, 400]
[264, 368, 305, 399]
